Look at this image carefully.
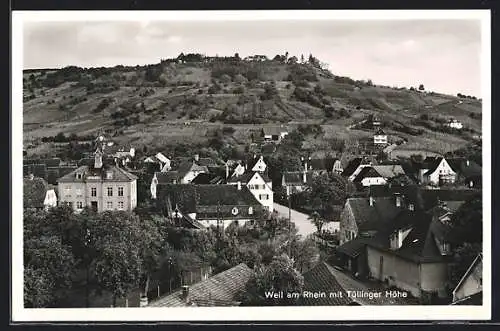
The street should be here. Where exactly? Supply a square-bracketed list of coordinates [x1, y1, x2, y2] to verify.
[273, 203, 316, 238]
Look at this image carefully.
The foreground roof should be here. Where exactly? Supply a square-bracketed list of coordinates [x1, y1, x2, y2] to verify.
[148, 263, 254, 307]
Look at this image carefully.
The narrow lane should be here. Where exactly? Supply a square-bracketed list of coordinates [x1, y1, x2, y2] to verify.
[273, 203, 316, 238]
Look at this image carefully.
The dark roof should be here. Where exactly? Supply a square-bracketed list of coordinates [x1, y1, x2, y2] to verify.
[227, 171, 271, 184]
[447, 158, 482, 179]
[57, 165, 138, 183]
[301, 263, 355, 306]
[191, 173, 224, 185]
[155, 171, 182, 184]
[157, 184, 262, 218]
[174, 157, 218, 169]
[365, 210, 448, 263]
[302, 263, 419, 305]
[421, 157, 444, 175]
[336, 238, 367, 258]
[262, 126, 287, 136]
[345, 197, 402, 232]
[148, 263, 254, 307]
[374, 128, 386, 135]
[341, 158, 363, 177]
[282, 171, 313, 186]
[23, 177, 49, 209]
[420, 189, 480, 211]
[46, 166, 79, 185]
[309, 158, 328, 171]
[353, 165, 406, 183]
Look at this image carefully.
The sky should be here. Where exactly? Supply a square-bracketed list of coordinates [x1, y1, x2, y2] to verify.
[23, 19, 482, 97]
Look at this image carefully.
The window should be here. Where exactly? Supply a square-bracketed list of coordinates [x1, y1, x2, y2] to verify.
[107, 187, 113, 197]
[76, 173, 82, 179]
[76, 201, 83, 209]
[91, 187, 97, 197]
[76, 188, 83, 197]
[107, 201, 113, 210]
[259, 194, 269, 200]
[64, 185, 72, 197]
[118, 201, 124, 210]
[118, 187, 124, 197]
[248, 207, 253, 215]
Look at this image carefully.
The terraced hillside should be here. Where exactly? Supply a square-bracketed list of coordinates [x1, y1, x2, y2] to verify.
[23, 55, 482, 157]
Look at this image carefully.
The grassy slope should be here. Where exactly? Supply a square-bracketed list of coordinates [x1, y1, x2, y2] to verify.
[22, 61, 481, 156]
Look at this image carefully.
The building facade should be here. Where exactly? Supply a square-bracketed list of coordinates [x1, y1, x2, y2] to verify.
[57, 152, 138, 212]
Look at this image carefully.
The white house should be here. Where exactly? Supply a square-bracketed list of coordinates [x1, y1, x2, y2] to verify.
[447, 119, 463, 130]
[43, 189, 58, 210]
[228, 172, 273, 211]
[353, 165, 406, 187]
[419, 157, 457, 186]
[262, 127, 289, 143]
[249, 155, 267, 173]
[145, 152, 171, 171]
[373, 128, 388, 145]
[150, 162, 209, 199]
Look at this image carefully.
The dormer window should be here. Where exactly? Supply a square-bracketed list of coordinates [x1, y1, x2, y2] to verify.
[248, 207, 253, 215]
[76, 173, 83, 179]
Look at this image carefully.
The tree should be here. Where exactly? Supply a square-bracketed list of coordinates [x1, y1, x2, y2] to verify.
[305, 173, 353, 218]
[418, 84, 425, 91]
[290, 238, 320, 273]
[239, 255, 304, 306]
[300, 54, 305, 64]
[287, 56, 298, 65]
[234, 53, 240, 61]
[24, 266, 55, 308]
[308, 211, 326, 234]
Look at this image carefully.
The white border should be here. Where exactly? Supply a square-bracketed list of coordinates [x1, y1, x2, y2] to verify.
[12, 10, 491, 322]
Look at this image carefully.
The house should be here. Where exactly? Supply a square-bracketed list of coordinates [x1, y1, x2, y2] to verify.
[144, 153, 171, 171]
[352, 165, 406, 187]
[104, 143, 136, 166]
[246, 155, 267, 173]
[452, 253, 482, 305]
[332, 159, 344, 174]
[447, 158, 482, 188]
[150, 160, 210, 198]
[261, 127, 289, 143]
[227, 171, 273, 211]
[342, 157, 373, 182]
[282, 170, 313, 195]
[57, 149, 138, 212]
[339, 194, 403, 245]
[364, 210, 454, 303]
[447, 119, 463, 130]
[148, 263, 254, 307]
[155, 184, 263, 229]
[225, 160, 246, 179]
[244, 55, 268, 62]
[23, 175, 58, 210]
[301, 262, 419, 305]
[373, 128, 388, 145]
[419, 157, 456, 186]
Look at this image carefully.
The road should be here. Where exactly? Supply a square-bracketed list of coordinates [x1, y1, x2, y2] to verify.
[273, 203, 316, 237]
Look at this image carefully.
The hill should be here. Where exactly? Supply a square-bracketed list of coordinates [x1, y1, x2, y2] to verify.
[22, 54, 482, 159]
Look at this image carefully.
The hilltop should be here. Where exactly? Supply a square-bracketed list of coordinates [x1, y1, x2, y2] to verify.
[23, 53, 482, 159]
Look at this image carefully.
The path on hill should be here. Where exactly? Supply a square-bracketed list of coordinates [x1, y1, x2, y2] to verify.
[273, 203, 316, 238]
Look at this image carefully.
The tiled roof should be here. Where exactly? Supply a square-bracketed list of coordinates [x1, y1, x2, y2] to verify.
[191, 173, 224, 185]
[24, 177, 48, 209]
[341, 158, 363, 177]
[372, 165, 405, 178]
[365, 210, 447, 263]
[227, 172, 272, 184]
[421, 157, 443, 175]
[301, 262, 355, 306]
[447, 158, 482, 179]
[420, 189, 479, 211]
[346, 197, 402, 232]
[155, 171, 182, 184]
[336, 238, 367, 258]
[57, 164, 138, 183]
[157, 184, 262, 218]
[282, 171, 313, 186]
[148, 263, 254, 307]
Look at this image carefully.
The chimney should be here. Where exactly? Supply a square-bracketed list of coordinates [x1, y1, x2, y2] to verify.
[194, 154, 199, 162]
[237, 181, 242, 190]
[181, 285, 190, 302]
[303, 171, 307, 184]
[369, 196, 375, 207]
